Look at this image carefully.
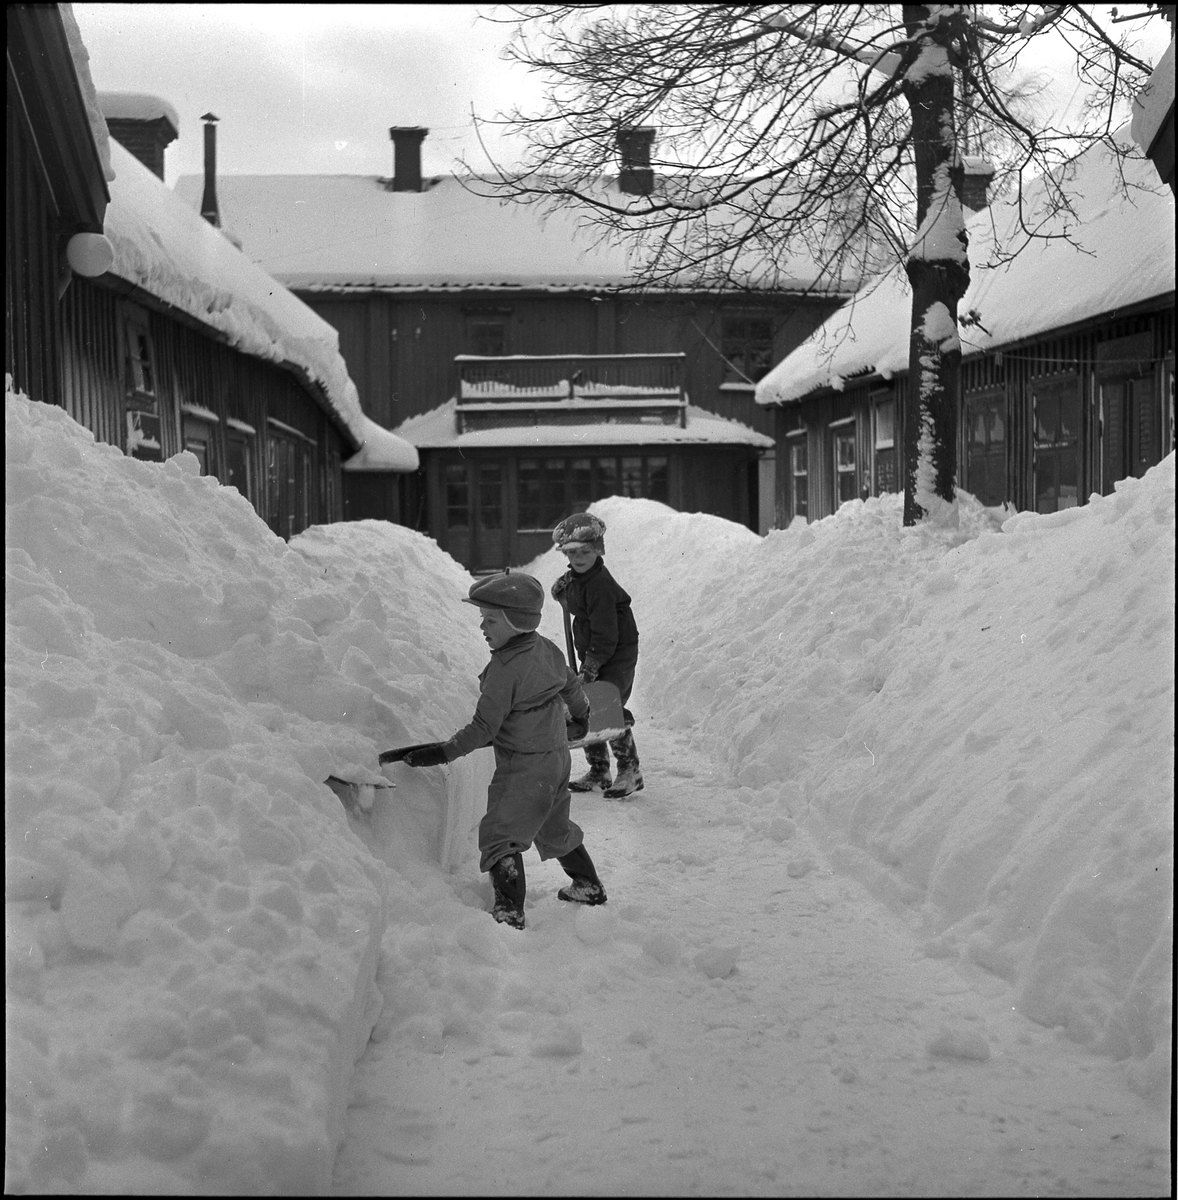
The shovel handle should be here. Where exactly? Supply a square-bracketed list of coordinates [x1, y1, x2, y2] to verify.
[562, 598, 579, 673]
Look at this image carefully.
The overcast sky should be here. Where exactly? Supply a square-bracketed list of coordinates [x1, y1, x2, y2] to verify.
[72, 4, 545, 186]
[72, 4, 1171, 190]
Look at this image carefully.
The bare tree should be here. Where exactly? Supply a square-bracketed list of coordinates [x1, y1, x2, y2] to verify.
[468, 3, 1164, 525]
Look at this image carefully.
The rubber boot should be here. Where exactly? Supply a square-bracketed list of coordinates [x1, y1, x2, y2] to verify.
[603, 728, 644, 798]
[569, 741, 612, 793]
[557, 843, 607, 906]
[489, 852, 525, 930]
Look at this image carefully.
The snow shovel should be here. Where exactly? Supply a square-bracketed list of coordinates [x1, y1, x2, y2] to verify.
[562, 600, 626, 747]
[378, 743, 444, 765]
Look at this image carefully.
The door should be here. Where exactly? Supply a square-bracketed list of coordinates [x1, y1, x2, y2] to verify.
[1031, 376, 1081, 513]
[964, 391, 1006, 506]
[473, 461, 507, 571]
[442, 459, 508, 571]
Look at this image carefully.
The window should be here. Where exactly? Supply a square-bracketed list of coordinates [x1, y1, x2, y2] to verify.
[445, 463, 470, 531]
[789, 437, 808, 521]
[478, 464, 503, 532]
[121, 303, 163, 461]
[721, 315, 775, 384]
[964, 391, 1006, 506]
[871, 396, 898, 496]
[124, 321, 156, 399]
[517, 454, 669, 530]
[226, 427, 253, 501]
[832, 422, 857, 505]
[1032, 376, 1081, 513]
[266, 423, 314, 540]
[181, 407, 220, 479]
[465, 313, 510, 357]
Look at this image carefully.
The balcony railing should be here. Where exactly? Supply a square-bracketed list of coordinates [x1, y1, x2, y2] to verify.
[454, 353, 687, 431]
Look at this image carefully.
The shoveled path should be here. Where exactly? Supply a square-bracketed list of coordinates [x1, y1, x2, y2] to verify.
[331, 716, 1169, 1197]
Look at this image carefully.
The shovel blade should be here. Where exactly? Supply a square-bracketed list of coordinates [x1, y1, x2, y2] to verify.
[572, 680, 627, 747]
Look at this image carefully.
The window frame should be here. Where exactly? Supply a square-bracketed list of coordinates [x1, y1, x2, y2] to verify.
[720, 313, 776, 385]
[830, 416, 857, 506]
[516, 453, 669, 532]
[1030, 374, 1081, 514]
[787, 430, 808, 522]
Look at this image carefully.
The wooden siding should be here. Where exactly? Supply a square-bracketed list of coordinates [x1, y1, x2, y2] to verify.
[6, 67, 62, 409]
[295, 290, 843, 444]
[57, 276, 350, 538]
[422, 443, 757, 570]
[772, 300, 1174, 525]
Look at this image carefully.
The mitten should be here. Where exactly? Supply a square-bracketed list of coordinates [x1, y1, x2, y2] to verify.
[550, 574, 570, 601]
[579, 658, 601, 683]
[403, 742, 449, 768]
[566, 716, 589, 742]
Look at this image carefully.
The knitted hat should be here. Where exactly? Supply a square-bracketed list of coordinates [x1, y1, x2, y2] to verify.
[552, 512, 606, 554]
[462, 571, 545, 631]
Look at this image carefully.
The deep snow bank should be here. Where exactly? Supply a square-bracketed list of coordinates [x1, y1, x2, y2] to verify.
[4, 387, 483, 1193]
[531, 477, 1174, 1102]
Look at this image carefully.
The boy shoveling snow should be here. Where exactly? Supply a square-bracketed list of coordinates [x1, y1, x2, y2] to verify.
[550, 512, 644, 798]
[400, 572, 607, 930]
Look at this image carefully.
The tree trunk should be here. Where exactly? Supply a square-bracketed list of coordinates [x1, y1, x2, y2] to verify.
[901, 5, 970, 525]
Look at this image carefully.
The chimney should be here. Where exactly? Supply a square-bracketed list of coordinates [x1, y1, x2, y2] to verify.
[201, 113, 221, 227]
[617, 126, 656, 196]
[97, 93, 178, 180]
[389, 127, 428, 192]
[962, 156, 996, 214]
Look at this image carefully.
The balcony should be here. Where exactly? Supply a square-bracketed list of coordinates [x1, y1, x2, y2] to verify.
[454, 353, 687, 433]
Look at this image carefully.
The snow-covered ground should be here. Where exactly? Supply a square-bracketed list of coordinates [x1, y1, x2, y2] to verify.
[5, 383, 1172, 1194]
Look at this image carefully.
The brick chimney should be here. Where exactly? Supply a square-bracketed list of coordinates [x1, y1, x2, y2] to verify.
[389, 127, 428, 191]
[617, 126, 656, 196]
[200, 113, 221, 228]
[98, 93, 178, 180]
[962, 156, 996, 213]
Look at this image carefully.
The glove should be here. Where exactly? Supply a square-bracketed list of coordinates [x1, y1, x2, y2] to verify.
[550, 574, 570, 601]
[579, 658, 601, 684]
[566, 716, 589, 742]
[402, 742, 449, 768]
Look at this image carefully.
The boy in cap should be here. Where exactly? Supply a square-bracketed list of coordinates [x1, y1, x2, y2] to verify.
[550, 513, 643, 798]
[401, 571, 608, 929]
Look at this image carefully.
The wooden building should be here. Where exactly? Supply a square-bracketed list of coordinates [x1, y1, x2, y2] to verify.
[6, 5, 415, 542]
[757, 133, 1175, 524]
[173, 128, 857, 560]
[395, 351, 772, 570]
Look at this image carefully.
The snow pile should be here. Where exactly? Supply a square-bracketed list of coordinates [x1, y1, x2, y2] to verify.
[531, 476, 1174, 1101]
[6, 378, 1172, 1192]
[4, 385, 480, 1193]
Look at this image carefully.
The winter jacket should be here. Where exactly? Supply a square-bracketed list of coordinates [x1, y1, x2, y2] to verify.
[444, 631, 589, 761]
[558, 557, 639, 674]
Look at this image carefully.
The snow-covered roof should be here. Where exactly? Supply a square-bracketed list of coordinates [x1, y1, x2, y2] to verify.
[171, 173, 862, 294]
[1131, 38, 1175, 155]
[394, 399, 774, 450]
[757, 132, 1176, 406]
[102, 139, 417, 470]
[59, 2, 114, 184]
[97, 91, 180, 134]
